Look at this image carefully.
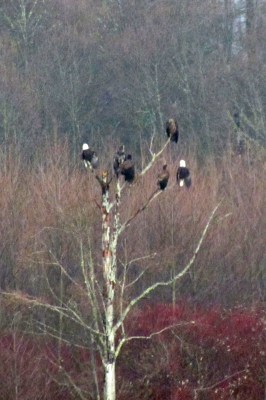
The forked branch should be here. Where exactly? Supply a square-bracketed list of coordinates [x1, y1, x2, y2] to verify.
[140, 138, 170, 177]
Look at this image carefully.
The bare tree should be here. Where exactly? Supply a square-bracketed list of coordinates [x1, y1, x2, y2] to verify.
[2, 136, 222, 400]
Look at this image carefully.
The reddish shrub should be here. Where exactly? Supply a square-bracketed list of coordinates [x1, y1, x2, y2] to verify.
[118, 304, 265, 400]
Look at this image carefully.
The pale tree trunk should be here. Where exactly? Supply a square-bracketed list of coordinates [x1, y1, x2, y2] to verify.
[98, 142, 219, 400]
[104, 353, 116, 400]
[103, 261, 116, 400]
[100, 171, 118, 400]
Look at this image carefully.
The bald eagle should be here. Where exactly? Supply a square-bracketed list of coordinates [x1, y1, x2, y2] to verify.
[166, 118, 179, 143]
[120, 154, 135, 183]
[81, 143, 99, 169]
[113, 145, 126, 178]
[176, 160, 191, 188]
[157, 164, 170, 190]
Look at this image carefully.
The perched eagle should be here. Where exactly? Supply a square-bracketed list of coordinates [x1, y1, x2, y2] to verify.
[157, 164, 170, 191]
[176, 160, 191, 188]
[96, 171, 112, 195]
[120, 154, 135, 183]
[81, 143, 99, 169]
[113, 145, 126, 178]
[166, 118, 179, 143]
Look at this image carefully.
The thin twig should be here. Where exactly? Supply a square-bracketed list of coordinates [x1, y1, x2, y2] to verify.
[119, 189, 162, 234]
[194, 369, 247, 394]
[115, 321, 195, 358]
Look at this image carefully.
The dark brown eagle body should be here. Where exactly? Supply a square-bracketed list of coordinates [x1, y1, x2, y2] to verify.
[176, 160, 191, 188]
[81, 144, 99, 169]
[157, 164, 170, 190]
[120, 154, 135, 183]
[82, 148, 95, 162]
[166, 118, 179, 143]
[113, 145, 126, 178]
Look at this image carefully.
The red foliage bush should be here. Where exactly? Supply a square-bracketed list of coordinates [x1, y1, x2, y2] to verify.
[127, 303, 190, 336]
[118, 304, 265, 400]
[0, 304, 264, 399]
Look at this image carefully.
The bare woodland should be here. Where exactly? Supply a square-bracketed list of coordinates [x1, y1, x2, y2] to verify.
[0, 0, 265, 399]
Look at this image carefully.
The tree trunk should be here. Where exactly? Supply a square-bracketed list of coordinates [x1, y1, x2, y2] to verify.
[101, 171, 117, 400]
[104, 259, 116, 400]
[104, 357, 116, 400]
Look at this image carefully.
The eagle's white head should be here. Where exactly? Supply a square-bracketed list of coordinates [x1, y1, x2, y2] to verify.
[180, 159, 186, 167]
[82, 143, 89, 150]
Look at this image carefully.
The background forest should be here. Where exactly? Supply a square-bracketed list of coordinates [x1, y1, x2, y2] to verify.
[0, 0, 265, 399]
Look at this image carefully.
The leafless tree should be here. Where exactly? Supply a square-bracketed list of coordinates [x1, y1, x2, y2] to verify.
[2, 136, 223, 400]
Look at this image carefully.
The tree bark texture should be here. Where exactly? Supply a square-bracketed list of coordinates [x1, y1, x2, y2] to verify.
[101, 172, 116, 400]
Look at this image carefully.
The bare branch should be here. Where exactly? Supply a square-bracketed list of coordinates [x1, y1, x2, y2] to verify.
[1, 291, 105, 340]
[114, 202, 221, 333]
[31, 321, 89, 350]
[47, 249, 81, 288]
[126, 252, 157, 268]
[119, 253, 157, 289]
[124, 267, 151, 289]
[115, 321, 195, 359]
[119, 189, 162, 234]
[139, 138, 170, 177]
[148, 129, 156, 156]
[194, 369, 247, 394]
